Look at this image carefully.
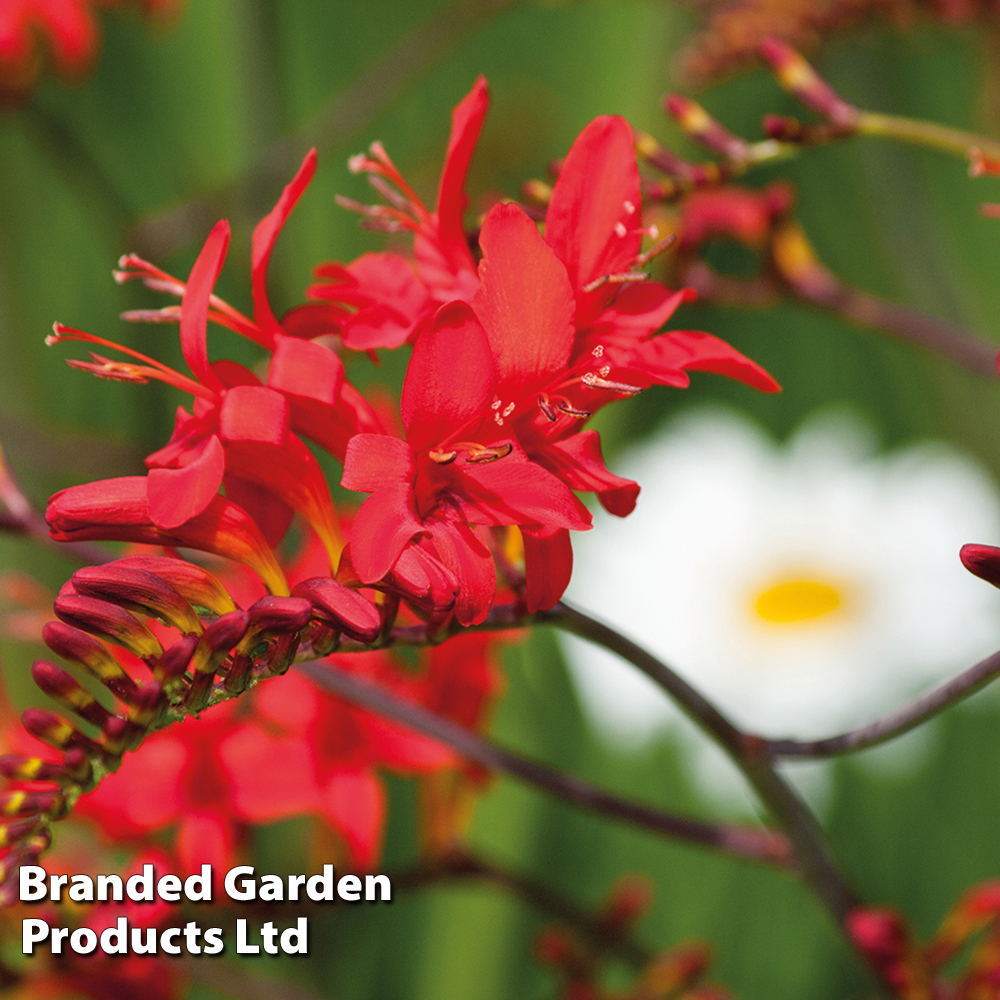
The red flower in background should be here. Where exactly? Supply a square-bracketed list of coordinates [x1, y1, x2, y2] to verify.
[0, 0, 179, 95]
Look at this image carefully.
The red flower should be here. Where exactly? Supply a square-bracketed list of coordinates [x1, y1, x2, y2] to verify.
[342, 290, 591, 625]
[47, 151, 380, 568]
[220, 659, 455, 870]
[300, 76, 489, 350]
[76, 702, 250, 875]
[0, 0, 178, 95]
[46, 476, 290, 595]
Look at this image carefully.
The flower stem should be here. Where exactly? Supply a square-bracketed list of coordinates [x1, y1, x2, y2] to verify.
[294, 660, 793, 870]
[392, 847, 654, 968]
[767, 647, 1000, 759]
[856, 111, 1000, 162]
[538, 603, 859, 926]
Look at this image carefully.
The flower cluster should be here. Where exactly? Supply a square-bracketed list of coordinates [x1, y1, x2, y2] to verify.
[0, 77, 777, 895]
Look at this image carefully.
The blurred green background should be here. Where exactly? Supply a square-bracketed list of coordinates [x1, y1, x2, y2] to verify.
[3, 1, 1000, 997]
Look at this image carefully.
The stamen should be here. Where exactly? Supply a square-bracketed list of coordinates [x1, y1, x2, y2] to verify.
[591, 345, 604, 358]
[556, 400, 591, 418]
[582, 271, 649, 294]
[623, 200, 636, 215]
[635, 233, 677, 266]
[502, 402, 515, 417]
[538, 395, 559, 422]
[581, 372, 644, 395]
[614, 222, 628, 237]
[429, 449, 458, 465]
[465, 443, 513, 464]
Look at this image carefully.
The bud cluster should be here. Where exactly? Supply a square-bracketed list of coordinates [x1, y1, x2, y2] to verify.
[0, 555, 384, 903]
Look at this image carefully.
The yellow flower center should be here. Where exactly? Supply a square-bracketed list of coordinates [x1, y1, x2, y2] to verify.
[752, 578, 843, 624]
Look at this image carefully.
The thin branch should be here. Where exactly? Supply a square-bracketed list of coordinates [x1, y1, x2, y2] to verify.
[775, 236, 999, 377]
[293, 660, 793, 870]
[537, 603, 859, 926]
[768, 647, 1000, 759]
[0, 445, 115, 565]
[392, 848, 654, 968]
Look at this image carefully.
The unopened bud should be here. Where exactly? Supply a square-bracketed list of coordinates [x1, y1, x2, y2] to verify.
[960, 543, 1000, 589]
[664, 95, 751, 162]
[54, 595, 163, 660]
[0, 789, 62, 817]
[113, 555, 238, 614]
[42, 621, 138, 702]
[72, 564, 203, 634]
[292, 578, 381, 642]
[600, 875, 654, 931]
[155, 633, 199, 696]
[21, 709, 103, 758]
[247, 596, 313, 633]
[31, 660, 112, 730]
[758, 38, 858, 127]
[0, 815, 46, 848]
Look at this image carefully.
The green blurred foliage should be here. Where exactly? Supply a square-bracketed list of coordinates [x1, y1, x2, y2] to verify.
[2, 2, 1000, 998]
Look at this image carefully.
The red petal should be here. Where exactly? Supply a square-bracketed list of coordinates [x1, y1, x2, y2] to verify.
[538, 431, 639, 517]
[147, 434, 225, 529]
[435, 76, 490, 273]
[350, 484, 425, 583]
[342, 434, 414, 492]
[473, 203, 574, 394]
[252, 149, 317, 348]
[401, 301, 494, 452]
[222, 726, 320, 820]
[180, 219, 229, 393]
[267, 333, 344, 407]
[224, 432, 342, 565]
[48, 480, 290, 597]
[219, 385, 290, 446]
[223, 475, 295, 548]
[522, 526, 573, 613]
[459, 443, 592, 530]
[545, 116, 641, 325]
[320, 768, 385, 870]
[636, 330, 781, 393]
[429, 521, 495, 626]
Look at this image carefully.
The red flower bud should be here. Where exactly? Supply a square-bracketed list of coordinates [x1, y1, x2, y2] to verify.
[960, 543, 1000, 590]
[31, 660, 113, 730]
[42, 620, 139, 702]
[71, 563, 203, 634]
[113, 554, 238, 614]
[54, 594, 163, 660]
[292, 577, 381, 642]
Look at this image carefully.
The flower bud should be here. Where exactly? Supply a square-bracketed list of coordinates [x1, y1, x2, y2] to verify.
[72, 563, 203, 634]
[31, 660, 112, 730]
[960, 543, 1000, 590]
[0, 752, 89, 786]
[246, 595, 313, 633]
[292, 578, 381, 642]
[758, 38, 858, 127]
[113, 555, 238, 614]
[664, 94, 751, 162]
[54, 594, 163, 660]
[21, 709, 104, 758]
[0, 789, 62, 818]
[42, 621, 139, 702]
[154, 633, 199, 697]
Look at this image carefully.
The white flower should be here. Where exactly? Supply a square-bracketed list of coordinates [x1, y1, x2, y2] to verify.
[564, 407, 1000, 809]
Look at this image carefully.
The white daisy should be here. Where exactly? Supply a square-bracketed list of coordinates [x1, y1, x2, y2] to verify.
[564, 406, 1000, 809]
